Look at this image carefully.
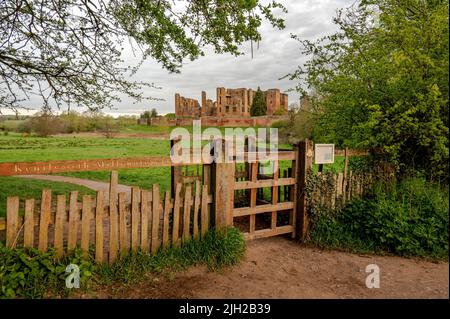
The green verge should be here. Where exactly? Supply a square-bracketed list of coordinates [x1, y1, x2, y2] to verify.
[0, 226, 245, 299]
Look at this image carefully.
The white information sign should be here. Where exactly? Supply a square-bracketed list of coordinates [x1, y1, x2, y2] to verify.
[314, 144, 335, 164]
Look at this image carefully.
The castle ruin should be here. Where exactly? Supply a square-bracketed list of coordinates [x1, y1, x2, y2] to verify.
[175, 87, 288, 118]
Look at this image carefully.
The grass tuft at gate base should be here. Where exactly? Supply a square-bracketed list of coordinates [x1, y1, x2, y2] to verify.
[0, 226, 246, 299]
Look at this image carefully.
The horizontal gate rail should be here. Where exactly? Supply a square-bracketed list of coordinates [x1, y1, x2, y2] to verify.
[243, 225, 294, 240]
[233, 202, 295, 217]
[234, 178, 295, 190]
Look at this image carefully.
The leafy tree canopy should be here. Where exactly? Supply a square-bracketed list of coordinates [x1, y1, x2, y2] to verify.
[289, 0, 449, 180]
[0, 0, 286, 113]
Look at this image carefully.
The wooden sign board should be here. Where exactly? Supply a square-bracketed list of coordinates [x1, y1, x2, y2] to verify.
[0, 156, 175, 176]
[0, 151, 297, 176]
[314, 144, 335, 164]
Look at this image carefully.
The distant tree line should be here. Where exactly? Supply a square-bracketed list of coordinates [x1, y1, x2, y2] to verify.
[5, 111, 138, 138]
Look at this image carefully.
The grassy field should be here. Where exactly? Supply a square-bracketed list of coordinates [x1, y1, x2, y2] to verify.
[0, 133, 170, 162]
[120, 124, 172, 134]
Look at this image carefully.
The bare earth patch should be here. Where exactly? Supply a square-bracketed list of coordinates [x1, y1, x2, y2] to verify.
[78, 237, 448, 299]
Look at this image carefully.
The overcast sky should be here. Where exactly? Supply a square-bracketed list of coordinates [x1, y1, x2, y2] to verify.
[13, 0, 354, 117]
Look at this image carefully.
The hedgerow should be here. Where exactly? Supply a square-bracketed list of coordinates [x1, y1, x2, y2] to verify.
[307, 177, 449, 259]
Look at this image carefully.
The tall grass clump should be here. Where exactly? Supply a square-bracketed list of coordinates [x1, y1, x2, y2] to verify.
[86, 226, 245, 285]
[309, 177, 449, 259]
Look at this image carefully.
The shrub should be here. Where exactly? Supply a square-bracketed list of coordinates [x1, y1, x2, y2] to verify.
[165, 113, 176, 119]
[273, 108, 286, 116]
[0, 119, 26, 133]
[308, 177, 449, 259]
[17, 119, 32, 134]
[28, 112, 65, 137]
[0, 246, 94, 299]
[96, 116, 119, 138]
[271, 120, 289, 129]
[59, 111, 89, 133]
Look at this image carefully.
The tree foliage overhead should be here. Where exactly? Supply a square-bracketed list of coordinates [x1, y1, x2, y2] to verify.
[0, 0, 286, 113]
[289, 0, 449, 180]
[250, 86, 266, 116]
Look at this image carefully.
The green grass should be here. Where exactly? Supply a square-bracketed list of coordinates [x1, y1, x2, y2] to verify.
[97, 226, 245, 286]
[312, 156, 345, 173]
[0, 133, 170, 162]
[120, 124, 172, 134]
[0, 177, 95, 217]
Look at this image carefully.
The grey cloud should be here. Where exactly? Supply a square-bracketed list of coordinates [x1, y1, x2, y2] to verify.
[15, 0, 354, 116]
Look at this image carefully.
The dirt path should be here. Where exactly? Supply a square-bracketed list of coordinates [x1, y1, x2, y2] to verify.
[82, 237, 448, 299]
[18, 175, 132, 202]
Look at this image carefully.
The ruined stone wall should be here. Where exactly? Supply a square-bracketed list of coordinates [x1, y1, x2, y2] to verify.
[216, 87, 250, 117]
[281, 93, 289, 110]
[264, 89, 289, 115]
[175, 93, 201, 117]
[201, 91, 216, 116]
[175, 87, 288, 118]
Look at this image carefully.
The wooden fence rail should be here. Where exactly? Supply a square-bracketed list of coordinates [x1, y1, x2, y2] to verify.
[0, 171, 213, 264]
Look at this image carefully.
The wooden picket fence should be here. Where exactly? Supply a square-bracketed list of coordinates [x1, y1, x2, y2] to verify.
[0, 171, 213, 264]
[309, 170, 373, 211]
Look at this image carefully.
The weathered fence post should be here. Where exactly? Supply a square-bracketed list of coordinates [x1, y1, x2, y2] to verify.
[171, 138, 183, 197]
[211, 139, 235, 228]
[295, 139, 313, 241]
[342, 147, 349, 203]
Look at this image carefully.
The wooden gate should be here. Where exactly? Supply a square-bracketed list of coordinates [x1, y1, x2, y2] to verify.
[210, 140, 313, 241]
[232, 151, 297, 240]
